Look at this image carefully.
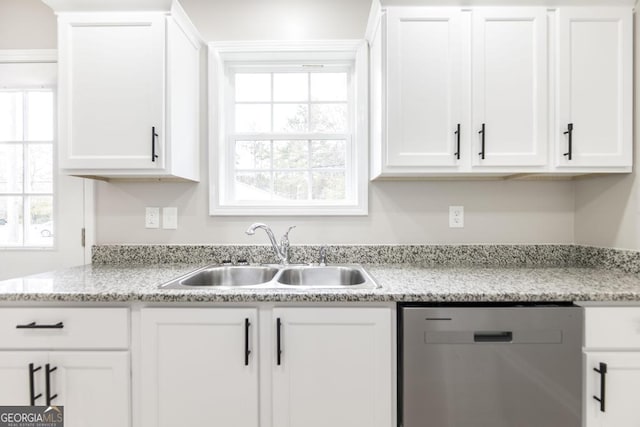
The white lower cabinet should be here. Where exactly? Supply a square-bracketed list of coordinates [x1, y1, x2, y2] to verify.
[272, 308, 392, 427]
[584, 352, 640, 426]
[139, 306, 393, 427]
[583, 307, 640, 427]
[140, 308, 259, 427]
[0, 308, 131, 426]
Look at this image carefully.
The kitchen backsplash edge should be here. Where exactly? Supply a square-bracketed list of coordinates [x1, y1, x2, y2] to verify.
[87, 244, 630, 269]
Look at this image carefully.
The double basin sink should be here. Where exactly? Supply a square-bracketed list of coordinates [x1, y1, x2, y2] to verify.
[161, 264, 379, 290]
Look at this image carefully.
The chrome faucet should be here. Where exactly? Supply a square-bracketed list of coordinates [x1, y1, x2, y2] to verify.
[246, 223, 296, 264]
[319, 245, 328, 266]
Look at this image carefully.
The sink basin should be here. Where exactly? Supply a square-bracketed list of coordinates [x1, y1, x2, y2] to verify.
[277, 266, 367, 287]
[162, 265, 279, 288]
[160, 264, 378, 290]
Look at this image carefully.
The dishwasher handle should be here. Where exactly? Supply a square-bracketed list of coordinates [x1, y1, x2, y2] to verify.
[474, 331, 513, 343]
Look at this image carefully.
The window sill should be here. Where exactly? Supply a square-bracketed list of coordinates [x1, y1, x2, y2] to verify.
[210, 203, 368, 216]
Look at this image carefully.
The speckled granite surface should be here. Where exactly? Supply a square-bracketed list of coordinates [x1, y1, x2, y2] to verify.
[1, 263, 640, 303]
[92, 244, 577, 267]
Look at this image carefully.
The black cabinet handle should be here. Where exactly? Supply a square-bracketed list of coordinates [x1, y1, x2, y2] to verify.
[593, 362, 607, 412]
[563, 123, 573, 160]
[151, 126, 159, 162]
[454, 124, 461, 160]
[16, 321, 64, 329]
[276, 317, 282, 366]
[45, 364, 57, 406]
[478, 123, 485, 159]
[244, 318, 251, 366]
[28, 363, 42, 406]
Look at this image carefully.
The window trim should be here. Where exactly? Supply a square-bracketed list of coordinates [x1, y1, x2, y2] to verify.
[208, 40, 369, 216]
[0, 87, 56, 249]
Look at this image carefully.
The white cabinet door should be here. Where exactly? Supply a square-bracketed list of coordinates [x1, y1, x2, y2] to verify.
[557, 8, 632, 168]
[49, 351, 130, 427]
[272, 307, 392, 427]
[385, 7, 469, 169]
[584, 352, 640, 427]
[472, 8, 548, 167]
[140, 308, 259, 427]
[0, 352, 47, 406]
[58, 13, 165, 170]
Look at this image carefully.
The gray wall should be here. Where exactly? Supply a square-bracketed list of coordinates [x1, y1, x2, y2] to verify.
[0, 0, 56, 49]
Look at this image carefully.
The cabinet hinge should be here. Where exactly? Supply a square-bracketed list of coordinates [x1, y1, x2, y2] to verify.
[81, 228, 86, 247]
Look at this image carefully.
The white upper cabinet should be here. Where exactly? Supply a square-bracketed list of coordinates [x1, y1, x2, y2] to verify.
[57, 3, 201, 181]
[384, 8, 469, 171]
[370, 5, 633, 179]
[472, 8, 548, 167]
[556, 8, 632, 169]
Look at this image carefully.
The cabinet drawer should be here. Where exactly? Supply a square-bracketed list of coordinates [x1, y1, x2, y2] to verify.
[0, 308, 129, 350]
[585, 307, 640, 349]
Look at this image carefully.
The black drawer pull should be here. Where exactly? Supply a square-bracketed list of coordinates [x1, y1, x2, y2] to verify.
[151, 126, 159, 162]
[45, 364, 57, 406]
[244, 318, 251, 366]
[478, 123, 485, 159]
[563, 123, 573, 160]
[29, 363, 42, 405]
[276, 317, 282, 366]
[454, 123, 461, 160]
[474, 331, 513, 342]
[16, 321, 64, 329]
[593, 362, 607, 412]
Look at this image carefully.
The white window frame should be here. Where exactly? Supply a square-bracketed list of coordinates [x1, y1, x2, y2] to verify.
[208, 40, 369, 216]
[0, 86, 56, 250]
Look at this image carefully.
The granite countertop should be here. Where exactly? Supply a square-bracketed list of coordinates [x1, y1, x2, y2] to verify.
[1, 262, 640, 303]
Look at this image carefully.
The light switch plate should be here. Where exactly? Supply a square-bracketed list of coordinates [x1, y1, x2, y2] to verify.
[163, 207, 178, 230]
[145, 207, 160, 229]
[449, 206, 464, 228]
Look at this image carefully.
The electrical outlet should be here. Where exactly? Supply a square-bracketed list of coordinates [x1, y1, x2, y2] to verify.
[163, 207, 178, 230]
[449, 206, 464, 228]
[145, 207, 160, 229]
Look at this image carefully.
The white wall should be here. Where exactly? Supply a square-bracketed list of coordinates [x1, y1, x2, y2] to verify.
[574, 11, 640, 250]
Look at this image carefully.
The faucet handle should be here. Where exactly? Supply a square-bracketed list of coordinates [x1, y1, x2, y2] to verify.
[319, 245, 328, 266]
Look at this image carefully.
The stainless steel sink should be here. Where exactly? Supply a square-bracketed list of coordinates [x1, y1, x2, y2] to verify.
[277, 266, 367, 287]
[162, 265, 279, 288]
[160, 264, 378, 290]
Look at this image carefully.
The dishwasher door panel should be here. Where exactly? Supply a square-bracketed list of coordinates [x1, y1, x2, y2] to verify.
[401, 306, 582, 427]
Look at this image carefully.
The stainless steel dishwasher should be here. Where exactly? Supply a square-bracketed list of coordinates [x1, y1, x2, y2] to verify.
[399, 304, 582, 427]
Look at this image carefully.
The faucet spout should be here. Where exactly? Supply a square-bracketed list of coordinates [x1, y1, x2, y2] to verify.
[245, 223, 295, 264]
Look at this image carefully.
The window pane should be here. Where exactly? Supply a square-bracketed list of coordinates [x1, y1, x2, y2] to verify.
[0, 144, 23, 193]
[0, 196, 23, 246]
[311, 140, 346, 169]
[25, 195, 53, 246]
[26, 91, 54, 141]
[274, 172, 309, 200]
[274, 73, 308, 102]
[274, 140, 308, 169]
[235, 73, 271, 102]
[312, 171, 346, 200]
[0, 92, 23, 141]
[310, 104, 348, 133]
[235, 172, 272, 201]
[235, 140, 271, 170]
[273, 104, 308, 132]
[311, 73, 348, 101]
[235, 104, 271, 132]
[27, 144, 53, 193]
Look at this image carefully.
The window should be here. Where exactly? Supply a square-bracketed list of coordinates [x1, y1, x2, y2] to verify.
[0, 89, 54, 247]
[210, 42, 368, 215]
